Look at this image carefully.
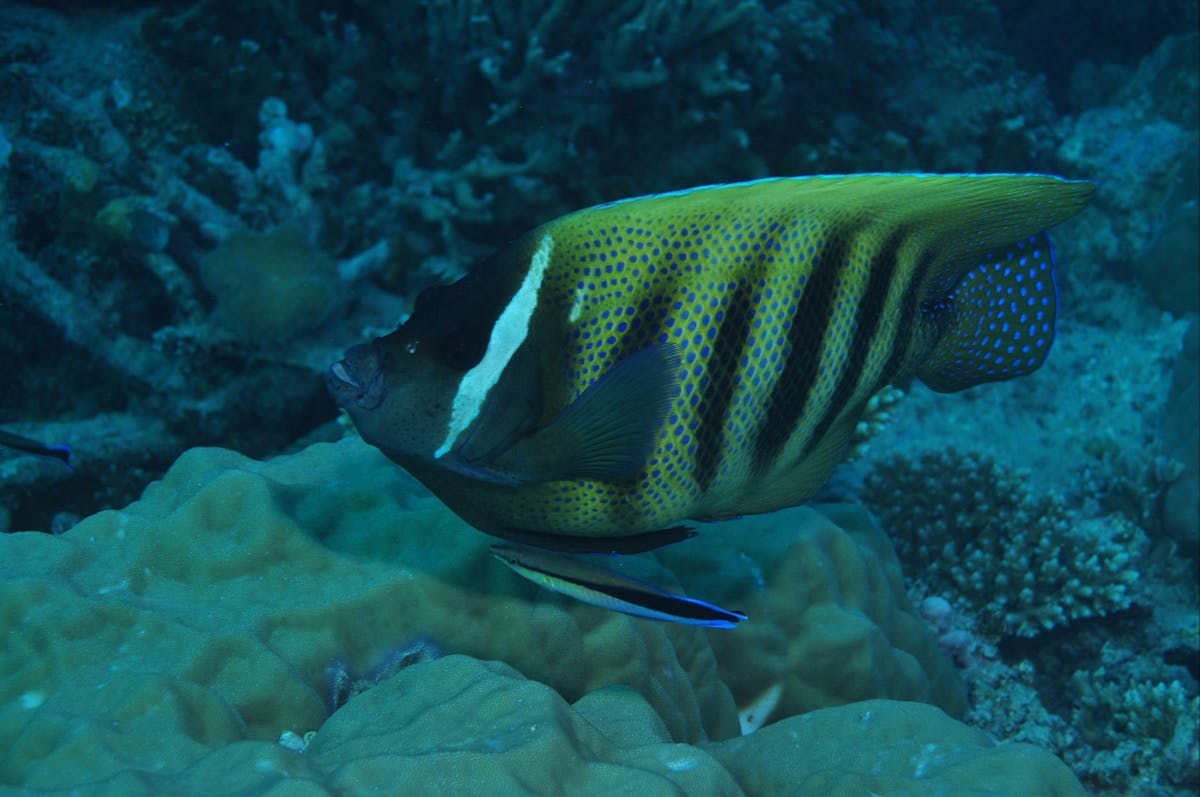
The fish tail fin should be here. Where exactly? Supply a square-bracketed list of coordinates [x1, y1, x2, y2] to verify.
[919, 231, 1061, 392]
[904, 174, 1093, 392]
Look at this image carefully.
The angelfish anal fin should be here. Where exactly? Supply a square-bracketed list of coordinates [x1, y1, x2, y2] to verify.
[492, 542, 746, 629]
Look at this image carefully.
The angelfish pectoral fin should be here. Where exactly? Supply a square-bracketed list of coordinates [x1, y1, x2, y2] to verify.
[491, 342, 682, 483]
[491, 543, 747, 629]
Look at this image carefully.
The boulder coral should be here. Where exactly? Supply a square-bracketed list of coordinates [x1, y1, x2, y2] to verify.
[658, 504, 967, 720]
[0, 438, 1085, 794]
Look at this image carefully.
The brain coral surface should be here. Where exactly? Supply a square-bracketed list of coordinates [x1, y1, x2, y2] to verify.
[0, 439, 1085, 795]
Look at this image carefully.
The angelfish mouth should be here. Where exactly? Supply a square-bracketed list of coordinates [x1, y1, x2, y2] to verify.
[327, 344, 387, 410]
[330, 360, 359, 389]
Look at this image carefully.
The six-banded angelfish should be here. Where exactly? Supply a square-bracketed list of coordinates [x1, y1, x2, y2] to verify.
[329, 173, 1094, 625]
[0, 429, 72, 470]
[492, 543, 747, 628]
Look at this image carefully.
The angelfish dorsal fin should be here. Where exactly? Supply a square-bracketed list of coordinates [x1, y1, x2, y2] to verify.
[494, 342, 681, 482]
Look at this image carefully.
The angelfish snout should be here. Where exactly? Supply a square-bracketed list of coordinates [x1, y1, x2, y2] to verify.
[327, 343, 387, 410]
[329, 359, 360, 389]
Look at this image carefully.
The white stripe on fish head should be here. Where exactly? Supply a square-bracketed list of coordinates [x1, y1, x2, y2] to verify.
[435, 234, 554, 459]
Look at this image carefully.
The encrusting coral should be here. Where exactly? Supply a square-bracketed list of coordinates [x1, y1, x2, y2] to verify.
[0, 438, 1086, 794]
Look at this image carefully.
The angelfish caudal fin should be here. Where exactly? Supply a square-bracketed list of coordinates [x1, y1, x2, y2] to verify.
[491, 543, 747, 628]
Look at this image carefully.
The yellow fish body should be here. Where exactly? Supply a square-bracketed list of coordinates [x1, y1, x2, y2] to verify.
[330, 174, 1093, 556]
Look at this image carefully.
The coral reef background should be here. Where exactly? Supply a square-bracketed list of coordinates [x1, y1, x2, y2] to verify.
[0, 1, 1196, 794]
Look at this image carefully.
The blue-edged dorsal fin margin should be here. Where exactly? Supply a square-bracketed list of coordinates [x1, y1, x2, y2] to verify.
[488, 342, 682, 483]
[489, 524, 696, 555]
[492, 543, 747, 628]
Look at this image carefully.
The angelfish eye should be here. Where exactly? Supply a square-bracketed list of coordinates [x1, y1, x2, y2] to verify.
[441, 330, 486, 370]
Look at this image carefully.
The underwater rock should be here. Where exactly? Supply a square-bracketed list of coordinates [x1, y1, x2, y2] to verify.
[1141, 194, 1199, 316]
[302, 655, 741, 795]
[3, 653, 1084, 796]
[0, 437, 1084, 793]
[199, 225, 344, 342]
[295, 657, 1085, 797]
[1162, 318, 1199, 553]
[708, 697, 1086, 796]
[1057, 34, 1198, 314]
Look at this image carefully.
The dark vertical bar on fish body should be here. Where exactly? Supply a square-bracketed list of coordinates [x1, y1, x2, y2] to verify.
[800, 226, 906, 457]
[693, 277, 757, 492]
[753, 224, 857, 472]
[877, 246, 938, 388]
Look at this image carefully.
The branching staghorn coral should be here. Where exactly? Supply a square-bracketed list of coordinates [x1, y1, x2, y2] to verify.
[847, 385, 905, 460]
[860, 449, 1149, 637]
[0, 64, 399, 529]
[1067, 642, 1199, 792]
